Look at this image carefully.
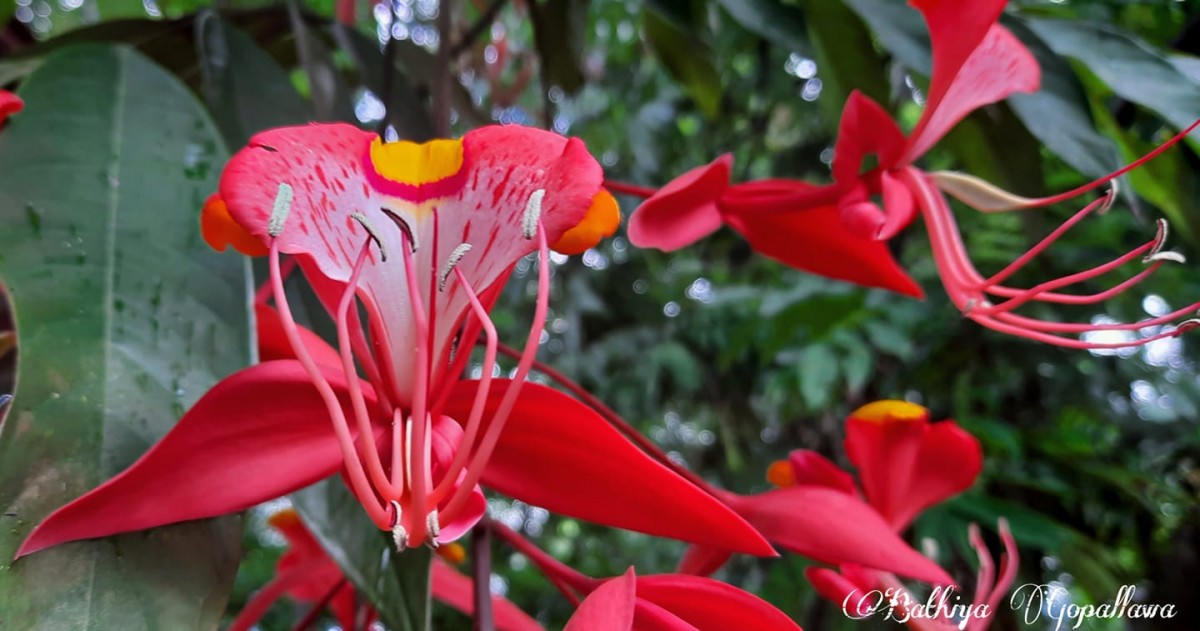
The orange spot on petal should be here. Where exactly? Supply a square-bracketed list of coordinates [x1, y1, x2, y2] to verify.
[766, 460, 796, 488]
[850, 400, 928, 424]
[553, 188, 621, 255]
[267, 508, 301, 531]
[436, 542, 467, 565]
[201, 193, 268, 257]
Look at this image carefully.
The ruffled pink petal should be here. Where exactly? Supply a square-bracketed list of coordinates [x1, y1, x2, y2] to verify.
[720, 189, 923, 297]
[831, 91, 907, 182]
[635, 574, 802, 631]
[429, 415, 486, 543]
[728, 486, 953, 585]
[905, 6, 1040, 160]
[219, 124, 602, 404]
[627, 155, 731, 251]
[844, 414, 926, 529]
[440, 380, 775, 556]
[786, 450, 857, 495]
[888, 421, 983, 530]
[565, 568, 637, 631]
[16, 361, 374, 558]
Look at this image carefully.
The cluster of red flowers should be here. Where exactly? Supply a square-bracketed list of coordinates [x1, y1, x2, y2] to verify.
[4, 0, 1194, 628]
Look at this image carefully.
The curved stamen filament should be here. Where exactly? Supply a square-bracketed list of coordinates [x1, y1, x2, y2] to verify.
[398, 230, 432, 546]
[337, 241, 400, 499]
[441, 224, 552, 523]
[430, 266, 499, 505]
[602, 179, 658, 199]
[269, 242, 389, 528]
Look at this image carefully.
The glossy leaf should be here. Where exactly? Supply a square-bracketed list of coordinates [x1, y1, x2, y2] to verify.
[714, 0, 809, 52]
[0, 43, 249, 628]
[642, 9, 722, 119]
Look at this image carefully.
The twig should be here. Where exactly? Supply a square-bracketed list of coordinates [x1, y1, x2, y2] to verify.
[449, 0, 509, 57]
[432, 0, 454, 137]
[471, 522, 495, 631]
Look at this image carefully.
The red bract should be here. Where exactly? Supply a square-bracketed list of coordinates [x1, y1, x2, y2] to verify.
[0, 90, 22, 126]
[623, 0, 1200, 349]
[495, 524, 804, 631]
[17, 124, 773, 559]
[678, 400, 980, 584]
[229, 509, 543, 631]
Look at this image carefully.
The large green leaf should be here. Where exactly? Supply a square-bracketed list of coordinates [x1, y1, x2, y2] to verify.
[0, 43, 250, 627]
[292, 478, 432, 631]
[642, 8, 723, 118]
[714, 0, 809, 53]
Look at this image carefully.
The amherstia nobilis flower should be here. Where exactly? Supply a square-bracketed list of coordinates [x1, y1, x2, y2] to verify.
[621, 0, 1200, 350]
[16, 124, 777, 560]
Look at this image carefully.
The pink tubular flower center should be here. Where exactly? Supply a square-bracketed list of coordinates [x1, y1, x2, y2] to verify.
[264, 182, 553, 549]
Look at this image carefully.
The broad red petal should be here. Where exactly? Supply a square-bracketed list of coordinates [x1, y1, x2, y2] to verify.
[256, 302, 342, 368]
[720, 187, 922, 297]
[831, 92, 907, 181]
[627, 155, 731, 251]
[676, 544, 733, 576]
[220, 124, 603, 405]
[636, 574, 803, 631]
[888, 421, 982, 529]
[633, 601, 700, 631]
[565, 568, 637, 631]
[17, 361, 368, 557]
[786, 450, 857, 495]
[728, 487, 953, 584]
[441, 380, 775, 556]
[432, 560, 545, 631]
[905, 3, 1040, 160]
[844, 413, 926, 529]
[0, 90, 23, 125]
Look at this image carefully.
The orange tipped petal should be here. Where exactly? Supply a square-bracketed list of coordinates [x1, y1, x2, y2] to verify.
[553, 189, 621, 254]
[201, 193, 269, 256]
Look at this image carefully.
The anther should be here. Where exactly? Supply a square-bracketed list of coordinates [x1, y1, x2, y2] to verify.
[380, 207, 419, 253]
[1174, 318, 1200, 336]
[267, 183, 294, 237]
[522, 189, 545, 239]
[350, 212, 388, 261]
[426, 510, 441, 547]
[1144, 219, 1186, 264]
[1098, 183, 1118, 214]
[438, 243, 473, 291]
[391, 501, 409, 551]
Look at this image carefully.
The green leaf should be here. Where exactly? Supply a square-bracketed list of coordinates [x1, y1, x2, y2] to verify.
[195, 11, 313, 147]
[0, 43, 250, 628]
[1025, 18, 1200, 136]
[529, 0, 589, 94]
[946, 495, 1076, 552]
[714, 0, 809, 52]
[843, 0, 930, 75]
[292, 478, 432, 631]
[642, 9, 723, 119]
[797, 343, 838, 409]
[800, 0, 887, 112]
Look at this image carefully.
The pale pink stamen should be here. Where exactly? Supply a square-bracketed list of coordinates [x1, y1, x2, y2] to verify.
[336, 241, 400, 499]
[398, 231, 432, 547]
[440, 223, 552, 523]
[905, 168, 1199, 349]
[269, 241, 389, 528]
[430, 266, 499, 505]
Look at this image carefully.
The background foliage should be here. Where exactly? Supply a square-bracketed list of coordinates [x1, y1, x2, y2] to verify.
[1, 0, 1199, 628]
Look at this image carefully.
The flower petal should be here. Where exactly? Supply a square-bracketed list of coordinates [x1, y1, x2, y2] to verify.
[432, 560, 546, 631]
[889, 421, 982, 530]
[729, 486, 953, 584]
[720, 182, 923, 297]
[441, 380, 775, 556]
[429, 416, 487, 543]
[0, 90, 23, 125]
[17, 361, 367, 557]
[676, 544, 733, 576]
[219, 124, 603, 404]
[843, 401, 929, 529]
[831, 92, 906, 183]
[627, 155, 731, 251]
[785, 450, 857, 495]
[905, 1, 1040, 160]
[565, 568, 637, 631]
[636, 574, 802, 631]
[255, 303, 342, 368]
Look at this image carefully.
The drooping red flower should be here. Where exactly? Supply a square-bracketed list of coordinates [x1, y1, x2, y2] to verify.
[229, 508, 543, 631]
[16, 124, 773, 560]
[0, 90, 22, 126]
[494, 523, 804, 631]
[677, 400, 980, 584]
[623, 0, 1200, 349]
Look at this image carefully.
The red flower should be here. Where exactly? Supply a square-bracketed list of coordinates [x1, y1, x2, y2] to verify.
[678, 401, 981, 584]
[229, 508, 543, 631]
[624, 0, 1200, 349]
[494, 523, 803, 631]
[16, 124, 774, 560]
[0, 90, 22, 126]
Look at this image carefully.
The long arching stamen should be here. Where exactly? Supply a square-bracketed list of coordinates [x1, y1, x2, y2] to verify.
[397, 229, 432, 546]
[269, 242, 389, 528]
[602, 179, 658, 199]
[337, 239, 399, 499]
[430, 266, 499, 504]
[441, 220, 551, 523]
[490, 520, 595, 603]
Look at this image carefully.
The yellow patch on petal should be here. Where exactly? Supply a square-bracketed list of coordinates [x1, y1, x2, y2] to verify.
[766, 460, 795, 488]
[201, 193, 268, 257]
[436, 542, 467, 565]
[850, 400, 928, 424]
[368, 137, 465, 187]
[552, 189, 621, 255]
